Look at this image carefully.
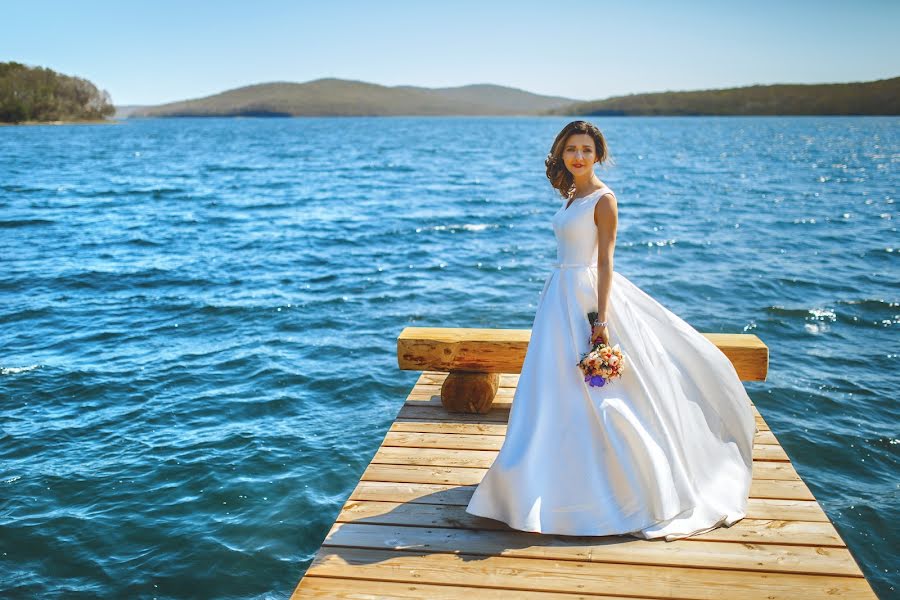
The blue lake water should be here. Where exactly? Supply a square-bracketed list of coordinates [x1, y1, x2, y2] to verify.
[1, 116, 897, 598]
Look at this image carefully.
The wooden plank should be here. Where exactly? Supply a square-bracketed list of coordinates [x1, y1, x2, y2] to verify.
[421, 370, 764, 394]
[389, 420, 775, 447]
[346, 481, 825, 519]
[373, 449, 790, 479]
[383, 429, 785, 450]
[361, 455, 800, 483]
[349, 478, 817, 508]
[320, 521, 857, 576]
[406, 386, 760, 409]
[370, 445, 787, 468]
[350, 480, 477, 505]
[375, 438, 789, 463]
[405, 382, 769, 431]
[334, 500, 843, 547]
[390, 421, 511, 436]
[397, 327, 769, 381]
[396, 404, 772, 432]
[305, 547, 876, 600]
[358, 466, 817, 503]
[397, 326, 533, 374]
[749, 479, 816, 501]
[359, 463, 812, 493]
[403, 391, 768, 425]
[396, 408, 770, 435]
[293, 575, 647, 599]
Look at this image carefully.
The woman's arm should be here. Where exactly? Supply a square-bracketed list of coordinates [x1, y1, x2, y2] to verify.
[592, 192, 618, 344]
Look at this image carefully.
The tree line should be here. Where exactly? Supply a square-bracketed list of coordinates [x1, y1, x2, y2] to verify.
[0, 61, 115, 123]
[547, 77, 900, 116]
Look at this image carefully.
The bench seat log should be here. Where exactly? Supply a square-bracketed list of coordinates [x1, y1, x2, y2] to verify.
[397, 326, 768, 413]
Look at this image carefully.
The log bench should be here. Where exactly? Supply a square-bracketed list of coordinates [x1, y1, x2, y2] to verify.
[397, 326, 769, 414]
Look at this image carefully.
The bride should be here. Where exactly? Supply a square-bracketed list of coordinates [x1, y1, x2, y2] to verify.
[464, 120, 757, 541]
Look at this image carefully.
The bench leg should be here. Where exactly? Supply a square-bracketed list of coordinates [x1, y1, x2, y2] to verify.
[440, 370, 499, 414]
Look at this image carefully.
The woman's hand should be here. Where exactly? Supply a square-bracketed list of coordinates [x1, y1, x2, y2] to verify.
[591, 324, 609, 346]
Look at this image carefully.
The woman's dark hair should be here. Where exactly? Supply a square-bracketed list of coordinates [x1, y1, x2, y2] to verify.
[545, 120, 612, 199]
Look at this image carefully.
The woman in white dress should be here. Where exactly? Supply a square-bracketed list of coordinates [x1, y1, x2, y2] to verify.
[464, 120, 758, 541]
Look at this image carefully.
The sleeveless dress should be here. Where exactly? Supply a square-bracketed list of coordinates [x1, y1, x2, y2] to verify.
[464, 184, 758, 541]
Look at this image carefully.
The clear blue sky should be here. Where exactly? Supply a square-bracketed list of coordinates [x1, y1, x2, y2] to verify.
[4, 0, 898, 105]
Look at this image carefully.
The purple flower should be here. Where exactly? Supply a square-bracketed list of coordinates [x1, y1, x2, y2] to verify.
[590, 375, 607, 387]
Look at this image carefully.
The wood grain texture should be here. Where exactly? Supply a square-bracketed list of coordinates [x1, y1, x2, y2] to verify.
[397, 327, 769, 381]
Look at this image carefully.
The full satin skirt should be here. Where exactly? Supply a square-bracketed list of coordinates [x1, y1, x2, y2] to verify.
[464, 267, 757, 541]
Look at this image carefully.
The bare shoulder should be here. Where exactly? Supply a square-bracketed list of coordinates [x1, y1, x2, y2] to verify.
[593, 188, 618, 226]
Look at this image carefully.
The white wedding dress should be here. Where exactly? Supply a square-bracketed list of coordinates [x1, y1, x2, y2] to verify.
[465, 184, 758, 541]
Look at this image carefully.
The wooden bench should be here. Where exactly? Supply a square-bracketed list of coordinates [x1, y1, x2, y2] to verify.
[397, 326, 769, 413]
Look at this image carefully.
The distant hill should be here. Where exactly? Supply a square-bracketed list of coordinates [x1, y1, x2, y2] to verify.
[123, 75, 900, 119]
[545, 76, 900, 116]
[128, 78, 578, 117]
[0, 61, 116, 124]
[114, 105, 149, 119]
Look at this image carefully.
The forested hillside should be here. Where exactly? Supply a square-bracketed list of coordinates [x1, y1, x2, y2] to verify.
[0, 61, 115, 123]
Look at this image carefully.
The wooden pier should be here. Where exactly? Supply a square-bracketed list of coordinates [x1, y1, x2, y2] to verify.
[291, 328, 876, 599]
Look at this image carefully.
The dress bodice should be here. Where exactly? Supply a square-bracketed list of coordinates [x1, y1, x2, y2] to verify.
[551, 185, 613, 266]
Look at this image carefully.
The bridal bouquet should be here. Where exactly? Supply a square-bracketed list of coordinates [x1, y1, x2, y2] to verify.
[578, 311, 625, 387]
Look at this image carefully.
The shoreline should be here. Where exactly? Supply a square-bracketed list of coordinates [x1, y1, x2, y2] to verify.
[0, 118, 122, 127]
